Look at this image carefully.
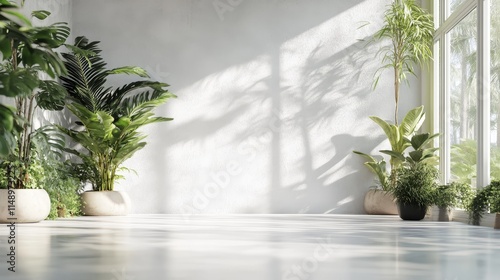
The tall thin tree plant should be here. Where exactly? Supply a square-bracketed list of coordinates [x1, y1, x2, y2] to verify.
[373, 0, 434, 125]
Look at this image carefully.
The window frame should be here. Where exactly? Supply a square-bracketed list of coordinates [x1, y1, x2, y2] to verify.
[432, 0, 491, 187]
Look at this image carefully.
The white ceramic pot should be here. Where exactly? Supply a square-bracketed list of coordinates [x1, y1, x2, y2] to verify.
[364, 189, 398, 215]
[0, 189, 51, 223]
[81, 191, 131, 216]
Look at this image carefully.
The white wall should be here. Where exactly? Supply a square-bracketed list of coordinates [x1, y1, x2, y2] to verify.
[71, 0, 421, 214]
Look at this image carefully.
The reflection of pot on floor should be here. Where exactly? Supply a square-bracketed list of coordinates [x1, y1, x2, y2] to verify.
[364, 189, 398, 215]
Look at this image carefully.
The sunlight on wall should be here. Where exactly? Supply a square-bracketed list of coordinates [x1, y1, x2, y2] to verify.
[73, 0, 421, 214]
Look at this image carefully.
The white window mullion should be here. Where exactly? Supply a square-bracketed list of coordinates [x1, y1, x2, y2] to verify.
[476, 0, 491, 188]
[441, 33, 451, 183]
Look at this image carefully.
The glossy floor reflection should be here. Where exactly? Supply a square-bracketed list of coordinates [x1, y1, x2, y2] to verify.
[1, 215, 500, 280]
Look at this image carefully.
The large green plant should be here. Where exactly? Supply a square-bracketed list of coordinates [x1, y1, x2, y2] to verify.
[373, 0, 433, 125]
[0, 2, 70, 189]
[0, 1, 50, 156]
[354, 105, 426, 190]
[59, 36, 175, 192]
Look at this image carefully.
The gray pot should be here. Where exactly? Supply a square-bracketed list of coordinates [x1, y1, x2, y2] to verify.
[495, 213, 500, 229]
[438, 206, 453, 222]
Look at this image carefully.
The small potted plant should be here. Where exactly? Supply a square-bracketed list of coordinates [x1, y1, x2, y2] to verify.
[393, 162, 438, 220]
[467, 181, 500, 227]
[434, 182, 474, 222]
[390, 132, 439, 221]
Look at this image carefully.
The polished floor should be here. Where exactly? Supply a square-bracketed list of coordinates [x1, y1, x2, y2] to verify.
[1, 215, 500, 280]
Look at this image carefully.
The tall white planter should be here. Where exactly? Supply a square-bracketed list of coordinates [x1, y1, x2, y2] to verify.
[0, 189, 51, 223]
[81, 191, 131, 216]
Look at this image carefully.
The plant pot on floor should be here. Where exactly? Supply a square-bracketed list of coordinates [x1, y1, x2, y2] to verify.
[0, 189, 51, 223]
[438, 206, 453, 222]
[364, 189, 398, 215]
[57, 207, 66, 218]
[398, 203, 428, 221]
[81, 191, 131, 216]
[495, 213, 500, 230]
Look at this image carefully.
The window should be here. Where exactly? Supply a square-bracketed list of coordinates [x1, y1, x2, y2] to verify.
[449, 9, 477, 184]
[434, 0, 490, 187]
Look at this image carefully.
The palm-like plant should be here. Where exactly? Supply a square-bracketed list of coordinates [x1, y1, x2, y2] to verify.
[373, 0, 433, 125]
[59, 36, 175, 191]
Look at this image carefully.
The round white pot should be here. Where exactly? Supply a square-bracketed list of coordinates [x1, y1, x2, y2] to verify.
[364, 189, 398, 215]
[81, 191, 131, 216]
[0, 189, 51, 223]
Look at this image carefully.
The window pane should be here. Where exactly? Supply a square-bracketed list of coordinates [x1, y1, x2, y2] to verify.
[450, 0, 468, 16]
[449, 9, 477, 184]
[491, 0, 500, 180]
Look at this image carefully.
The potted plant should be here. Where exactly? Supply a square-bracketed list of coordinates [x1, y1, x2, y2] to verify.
[354, 106, 427, 214]
[466, 181, 500, 227]
[0, 3, 70, 223]
[354, 0, 433, 214]
[58, 36, 175, 216]
[434, 182, 474, 222]
[390, 132, 439, 220]
[393, 162, 438, 220]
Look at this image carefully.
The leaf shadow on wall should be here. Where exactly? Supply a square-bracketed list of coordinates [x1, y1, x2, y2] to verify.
[230, 36, 388, 214]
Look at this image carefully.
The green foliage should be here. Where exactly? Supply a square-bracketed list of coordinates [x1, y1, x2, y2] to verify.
[392, 162, 439, 207]
[372, 0, 433, 125]
[352, 151, 388, 189]
[450, 140, 476, 183]
[466, 181, 500, 225]
[0, 130, 82, 219]
[405, 132, 440, 166]
[45, 162, 82, 219]
[59, 36, 176, 191]
[434, 182, 475, 209]
[354, 106, 428, 190]
[450, 140, 500, 184]
[0, 126, 66, 189]
[0, 3, 69, 190]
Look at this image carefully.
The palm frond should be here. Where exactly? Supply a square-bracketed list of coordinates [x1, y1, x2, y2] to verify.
[59, 36, 175, 191]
